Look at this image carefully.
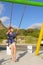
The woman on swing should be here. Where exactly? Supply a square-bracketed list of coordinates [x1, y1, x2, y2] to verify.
[6, 27, 19, 62]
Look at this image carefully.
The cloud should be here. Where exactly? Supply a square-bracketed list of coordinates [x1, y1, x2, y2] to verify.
[0, 3, 4, 14]
[0, 16, 18, 28]
[27, 23, 41, 29]
[0, 16, 9, 22]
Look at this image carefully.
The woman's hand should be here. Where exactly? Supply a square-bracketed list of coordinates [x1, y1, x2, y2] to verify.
[6, 30, 10, 34]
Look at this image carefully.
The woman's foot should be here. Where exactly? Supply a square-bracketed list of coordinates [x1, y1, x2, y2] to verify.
[12, 58, 16, 62]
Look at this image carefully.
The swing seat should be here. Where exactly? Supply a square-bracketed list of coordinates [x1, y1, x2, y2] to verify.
[6, 46, 11, 55]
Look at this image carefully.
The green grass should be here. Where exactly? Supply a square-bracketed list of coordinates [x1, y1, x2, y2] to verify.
[17, 36, 38, 44]
[0, 39, 3, 44]
[24, 36, 38, 44]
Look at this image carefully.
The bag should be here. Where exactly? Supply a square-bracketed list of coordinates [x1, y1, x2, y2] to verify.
[6, 46, 11, 55]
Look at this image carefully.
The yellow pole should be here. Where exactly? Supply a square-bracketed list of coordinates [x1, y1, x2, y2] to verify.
[35, 22, 43, 55]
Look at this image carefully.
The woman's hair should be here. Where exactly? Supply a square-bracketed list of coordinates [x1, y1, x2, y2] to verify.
[8, 27, 14, 30]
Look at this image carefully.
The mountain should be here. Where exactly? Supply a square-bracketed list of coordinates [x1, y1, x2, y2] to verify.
[0, 20, 6, 29]
[27, 23, 41, 29]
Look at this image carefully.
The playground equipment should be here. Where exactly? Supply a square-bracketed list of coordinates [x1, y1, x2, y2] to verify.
[0, 0, 43, 55]
[35, 23, 43, 55]
[5, 3, 27, 55]
[9, 3, 27, 28]
[0, 0, 43, 7]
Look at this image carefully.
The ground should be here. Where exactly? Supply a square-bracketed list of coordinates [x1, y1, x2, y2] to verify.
[0, 50, 43, 65]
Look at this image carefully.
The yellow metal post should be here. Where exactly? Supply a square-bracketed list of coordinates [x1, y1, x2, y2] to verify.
[35, 23, 43, 55]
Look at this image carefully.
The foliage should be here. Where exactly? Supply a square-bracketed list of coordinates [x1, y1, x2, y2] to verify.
[0, 28, 40, 44]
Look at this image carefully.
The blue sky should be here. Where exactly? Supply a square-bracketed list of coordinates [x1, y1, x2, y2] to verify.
[32, 0, 43, 2]
[0, 1, 43, 29]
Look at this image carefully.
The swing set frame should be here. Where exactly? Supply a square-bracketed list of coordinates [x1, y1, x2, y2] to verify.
[0, 0, 43, 55]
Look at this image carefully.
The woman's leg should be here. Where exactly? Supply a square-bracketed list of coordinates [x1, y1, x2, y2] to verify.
[11, 44, 16, 61]
[11, 44, 14, 61]
[13, 45, 16, 61]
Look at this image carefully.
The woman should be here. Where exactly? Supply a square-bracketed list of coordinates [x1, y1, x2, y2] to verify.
[6, 27, 19, 62]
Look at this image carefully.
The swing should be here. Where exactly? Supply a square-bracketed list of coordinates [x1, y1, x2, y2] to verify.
[6, 3, 14, 55]
[0, 0, 43, 56]
[6, 3, 27, 55]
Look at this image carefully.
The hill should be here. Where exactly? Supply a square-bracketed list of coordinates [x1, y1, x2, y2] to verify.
[0, 20, 6, 29]
[0, 22, 40, 44]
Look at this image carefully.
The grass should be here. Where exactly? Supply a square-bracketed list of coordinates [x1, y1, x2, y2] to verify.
[17, 36, 38, 44]
[0, 39, 3, 44]
[25, 36, 38, 44]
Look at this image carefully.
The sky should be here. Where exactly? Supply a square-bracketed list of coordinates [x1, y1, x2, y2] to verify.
[0, 0, 43, 29]
[34, 0, 43, 2]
